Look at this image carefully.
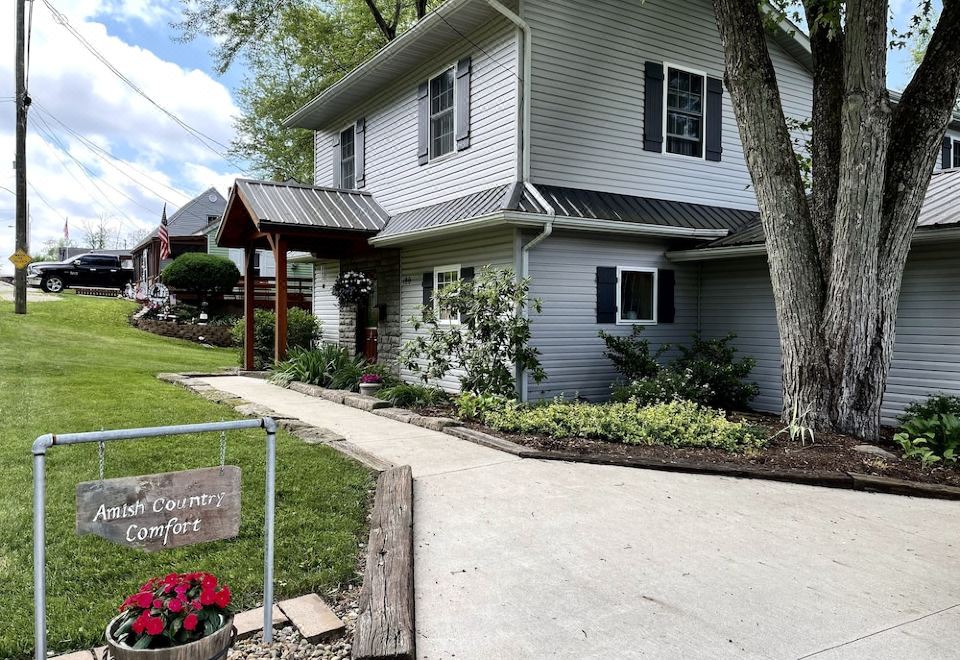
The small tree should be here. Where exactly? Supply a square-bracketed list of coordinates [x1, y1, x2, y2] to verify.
[398, 266, 546, 398]
[161, 253, 241, 303]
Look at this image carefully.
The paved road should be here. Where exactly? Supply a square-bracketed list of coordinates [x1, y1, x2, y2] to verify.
[202, 376, 960, 660]
[0, 280, 60, 302]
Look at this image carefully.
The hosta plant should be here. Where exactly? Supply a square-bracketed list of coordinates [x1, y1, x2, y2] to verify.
[112, 572, 232, 648]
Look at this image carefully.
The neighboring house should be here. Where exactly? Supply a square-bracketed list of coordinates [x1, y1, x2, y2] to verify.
[132, 187, 227, 285]
[217, 0, 960, 424]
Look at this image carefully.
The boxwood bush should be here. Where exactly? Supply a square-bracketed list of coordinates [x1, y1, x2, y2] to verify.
[230, 308, 319, 369]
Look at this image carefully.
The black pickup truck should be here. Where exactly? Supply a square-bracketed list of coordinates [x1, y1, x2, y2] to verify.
[27, 253, 134, 293]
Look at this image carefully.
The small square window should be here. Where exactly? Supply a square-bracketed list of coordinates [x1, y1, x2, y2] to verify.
[665, 67, 704, 158]
[434, 265, 460, 323]
[340, 126, 356, 189]
[618, 268, 657, 324]
[429, 68, 456, 159]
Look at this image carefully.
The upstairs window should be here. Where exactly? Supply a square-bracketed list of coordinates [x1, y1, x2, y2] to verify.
[617, 267, 657, 324]
[665, 66, 705, 158]
[340, 126, 356, 189]
[954, 140, 960, 169]
[430, 68, 456, 159]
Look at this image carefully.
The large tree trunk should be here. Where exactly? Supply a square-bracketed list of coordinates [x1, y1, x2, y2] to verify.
[712, 0, 960, 439]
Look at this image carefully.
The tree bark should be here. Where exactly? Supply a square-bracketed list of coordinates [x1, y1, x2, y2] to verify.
[365, 0, 397, 40]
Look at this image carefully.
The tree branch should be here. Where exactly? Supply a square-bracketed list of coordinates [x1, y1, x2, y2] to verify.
[416, 0, 428, 18]
[364, 0, 396, 40]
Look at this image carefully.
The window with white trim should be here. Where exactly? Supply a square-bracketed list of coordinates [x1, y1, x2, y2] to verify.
[617, 267, 657, 324]
[340, 126, 356, 189]
[429, 68, 456, 159]
[954, 139, 960, 169]
[665, 66, 705, 158]
[434, 264, 460, 323]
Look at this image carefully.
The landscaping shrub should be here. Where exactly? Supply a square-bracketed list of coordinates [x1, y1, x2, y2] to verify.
[894, 414, 960, 468]
[672, 333, 759, 410]
[611, 369, 713, 406]
[269, 343, 385, 392]
[399, 266, 545, 397]
[231, 308, 320, 369]
[899, 394, 960, 425]
[377, 383, 448, 408]
[454, 392, 512, 421]
[160, 253, 241, 301]
[600, 326, 664, 380]
[457, 394, 764, 452]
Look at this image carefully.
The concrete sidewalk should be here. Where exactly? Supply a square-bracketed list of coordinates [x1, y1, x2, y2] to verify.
[201, 376, 960, 660]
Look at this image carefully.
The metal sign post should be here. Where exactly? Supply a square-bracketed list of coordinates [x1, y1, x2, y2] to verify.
[32, 417, 278, 659]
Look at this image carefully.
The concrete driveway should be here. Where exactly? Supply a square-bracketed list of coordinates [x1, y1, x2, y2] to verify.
[202, 376, 960, 660]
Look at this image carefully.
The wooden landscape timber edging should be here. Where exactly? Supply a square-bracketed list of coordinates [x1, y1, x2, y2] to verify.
[353, 465, 416, 660]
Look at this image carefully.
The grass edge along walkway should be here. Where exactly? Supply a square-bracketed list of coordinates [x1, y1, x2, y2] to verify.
[0, 294, 372, 658]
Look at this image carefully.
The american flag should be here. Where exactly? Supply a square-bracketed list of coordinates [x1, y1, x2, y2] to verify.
[158, 204, 171, 260]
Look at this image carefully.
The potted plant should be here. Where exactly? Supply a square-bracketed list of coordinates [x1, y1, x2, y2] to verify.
[331, 271, 374, 304]
[106, 572, 234, 659]
[359, 373, 384, 396]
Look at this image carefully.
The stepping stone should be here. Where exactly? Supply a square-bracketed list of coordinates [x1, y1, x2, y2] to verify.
[854, 444, 898, 461]
[235, 604, 290, 641]
[277, 594, 345, 643]
[50, 652, 94, 660]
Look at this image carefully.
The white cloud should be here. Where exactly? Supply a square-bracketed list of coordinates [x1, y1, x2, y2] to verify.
[0, 0, 244, 273]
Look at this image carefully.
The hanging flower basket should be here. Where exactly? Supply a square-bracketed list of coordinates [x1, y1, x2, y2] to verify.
[106, 572, 235, 659]
[332, 271, 374, 304]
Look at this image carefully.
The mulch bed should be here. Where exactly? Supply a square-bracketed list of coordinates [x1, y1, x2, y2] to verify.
[416, 405, 960, 489]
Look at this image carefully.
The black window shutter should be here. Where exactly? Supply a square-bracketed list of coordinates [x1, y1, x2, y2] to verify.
[355, 118, 366, 188]
[456, 57, 472, 151]
[460, 266, 475, 281]
[418, 81, 430, 165]
[657, 269, 676, 324]
[643, 62, 664, 153]
[596, 267, 618, 324]
[705, 77, 723, 162]
[422, 272, 434, 306]
[331, 131, 342, 188]
[942, 136, 952, 170]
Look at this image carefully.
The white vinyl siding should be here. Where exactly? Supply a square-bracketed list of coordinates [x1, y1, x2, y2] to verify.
[524, 0, 812, 211]
[314, 17, 518, 214]
[699, 242, 960, 426]
[399, 228, 515, 392]
[312, 260, 340, 344]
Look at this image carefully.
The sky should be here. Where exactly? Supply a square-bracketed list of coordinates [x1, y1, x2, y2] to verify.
[0, 0, 944, 275]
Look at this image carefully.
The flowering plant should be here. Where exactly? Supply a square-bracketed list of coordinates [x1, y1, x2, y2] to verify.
[331, 271, 373, 304]
[112, 572, 232, 648]
[360, 373, 383, 384]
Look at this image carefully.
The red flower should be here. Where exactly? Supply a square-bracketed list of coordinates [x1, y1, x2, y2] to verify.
[214, 587, 231, 609]
[152, 598, 163, 609]
[145, 615, 165, 636]
[191, 599, 202, 611]
[183, 613, 199, 631]
[199, 587, 216, 606]
[201, 573, 217, 589]
[167, 598, 184, 613]
[131, 615, 146, 635]
[135, 592, 153, 609]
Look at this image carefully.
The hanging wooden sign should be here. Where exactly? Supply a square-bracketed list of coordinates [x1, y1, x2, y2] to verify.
[76, 467, 241, 552]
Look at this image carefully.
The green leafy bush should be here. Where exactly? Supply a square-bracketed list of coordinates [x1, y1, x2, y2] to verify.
[231, 308, 320, 369]
[398, 266, 545, 398]
[458, 395, 763, 452]
[894, 414, 960, 468]
[899, 394, 960, 425]
[600, 326, 664, 381]
[672, 333, 758, 410]
[160, 253, 241, 300]
[454, 392, 512, 421]
[612, 369, 713, 405]
[269, 343, 386, 392]
[377, 383, 448, 408]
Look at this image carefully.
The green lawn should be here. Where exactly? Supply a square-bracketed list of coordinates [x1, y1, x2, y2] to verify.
[0, 294, 372, 658]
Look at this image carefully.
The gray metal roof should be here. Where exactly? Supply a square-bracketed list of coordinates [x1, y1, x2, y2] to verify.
[376, 183, 758, 239]
[235, 179, 389, 232]
[701, 168, 960, 250]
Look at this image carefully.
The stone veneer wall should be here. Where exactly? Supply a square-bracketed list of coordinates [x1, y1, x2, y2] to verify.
[337, 251, 402, 371]
[135, 318, 235, 347]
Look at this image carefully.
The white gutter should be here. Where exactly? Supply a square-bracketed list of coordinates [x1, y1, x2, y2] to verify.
[518, 182, 554, 402]
[486, 0, 532, 181]
[667, 243, 767, 262]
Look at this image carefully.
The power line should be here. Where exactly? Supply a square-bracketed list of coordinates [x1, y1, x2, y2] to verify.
[433, 8, 522, 84]
[27, 181, 62, 215]
[40, 0, 251, 175]
[33, 102, 190, 207]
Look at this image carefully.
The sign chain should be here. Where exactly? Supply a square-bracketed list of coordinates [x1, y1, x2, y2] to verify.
[97, 441, 105, 482]
[219, 428, 227, 474]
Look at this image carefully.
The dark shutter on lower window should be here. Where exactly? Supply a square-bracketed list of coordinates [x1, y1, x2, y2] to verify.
[942, 136, 952, 170]
[422, 272, 434, 306]
[456, 57, 472, 151]
[460, 266, 475, 281]
[331, 131, 342, 188]
[355, 118, 366, 188]
[417, 81, 430, 165]
[596, 267, 618, 324]
[643, 62, 664, 153]
[657, 269, 676, 324]
[705, 77, 723, 162]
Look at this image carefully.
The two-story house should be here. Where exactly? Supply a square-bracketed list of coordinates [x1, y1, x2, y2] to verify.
[216, 0, 960, 424]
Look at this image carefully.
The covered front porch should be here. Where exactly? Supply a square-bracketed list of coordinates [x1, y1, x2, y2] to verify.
[217, 179, 389, 369]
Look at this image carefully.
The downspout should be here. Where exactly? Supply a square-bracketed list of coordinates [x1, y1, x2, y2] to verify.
[518, 182, 554, 402]
[486, 0, 531, 181]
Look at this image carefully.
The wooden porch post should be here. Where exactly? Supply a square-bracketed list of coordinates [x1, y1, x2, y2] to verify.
[243, 247, 256, 371]
[273, 235, 288, 363]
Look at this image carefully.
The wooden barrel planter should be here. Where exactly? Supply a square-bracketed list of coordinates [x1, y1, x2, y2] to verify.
[105, 614, 235, 660]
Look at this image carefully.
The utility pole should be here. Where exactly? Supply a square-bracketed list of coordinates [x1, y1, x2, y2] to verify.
[14, 0, 29, 314]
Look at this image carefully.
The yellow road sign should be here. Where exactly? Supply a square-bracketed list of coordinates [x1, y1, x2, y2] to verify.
[8, 249, 32, 270]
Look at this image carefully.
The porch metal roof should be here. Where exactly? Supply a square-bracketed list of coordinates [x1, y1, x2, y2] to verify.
[234, 179, 389, 232]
